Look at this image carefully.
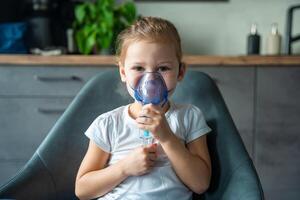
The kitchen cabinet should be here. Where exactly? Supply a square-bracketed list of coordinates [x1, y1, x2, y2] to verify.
[0, 65, 111, 186]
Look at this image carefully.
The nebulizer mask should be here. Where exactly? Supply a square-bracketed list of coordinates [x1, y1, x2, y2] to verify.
[127, 71, 172, 146]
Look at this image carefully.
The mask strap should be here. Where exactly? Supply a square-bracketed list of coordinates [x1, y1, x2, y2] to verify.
[160, 87, 175, 107]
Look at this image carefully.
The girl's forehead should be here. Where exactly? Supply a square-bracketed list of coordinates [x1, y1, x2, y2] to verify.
[125, 41, 177, 61]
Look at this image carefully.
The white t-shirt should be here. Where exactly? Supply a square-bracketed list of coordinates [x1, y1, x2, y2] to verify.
[85, 101, 211, 200]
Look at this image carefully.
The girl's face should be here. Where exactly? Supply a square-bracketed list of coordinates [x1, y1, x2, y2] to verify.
[119, 40, 185, 98]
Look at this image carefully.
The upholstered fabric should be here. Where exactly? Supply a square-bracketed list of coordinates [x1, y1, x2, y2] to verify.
[0, 69, 264, 200]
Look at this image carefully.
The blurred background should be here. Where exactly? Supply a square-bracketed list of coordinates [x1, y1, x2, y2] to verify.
[0, 0, 299, 200]
[0, 0, 299, 55]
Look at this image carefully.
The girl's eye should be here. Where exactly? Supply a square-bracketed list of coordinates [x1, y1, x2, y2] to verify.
[157, 66, 171, 72]
[132, 66, 144, 71]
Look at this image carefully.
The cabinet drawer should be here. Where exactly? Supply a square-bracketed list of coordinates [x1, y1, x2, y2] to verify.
[0, 65, 112, 96]
[0, 97, 73, 161]
[191, 66, 255, 157]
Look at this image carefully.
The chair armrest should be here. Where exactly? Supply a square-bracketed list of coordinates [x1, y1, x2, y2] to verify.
[219, 159, 264, 200]
[0, 153, 56, 199]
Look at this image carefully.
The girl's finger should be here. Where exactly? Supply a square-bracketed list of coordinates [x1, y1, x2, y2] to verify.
[137, 123, 147, 130]
[146, 143, 158, 153]
[139, 109, 156, 118]
[147, 104, 163, 114]
[136, 116, 152, 124]
[142, 104, 162, 115]
[141, 106, 152, 114]
[147, 160, 156, 168]
[148, 153, 157, 161]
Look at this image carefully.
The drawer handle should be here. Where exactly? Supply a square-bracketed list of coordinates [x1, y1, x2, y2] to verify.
[37, 108, 66, 114]
[34, 75, 82, 82]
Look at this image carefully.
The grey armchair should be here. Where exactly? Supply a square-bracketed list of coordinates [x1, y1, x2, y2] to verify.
[0, 69, 264, 200]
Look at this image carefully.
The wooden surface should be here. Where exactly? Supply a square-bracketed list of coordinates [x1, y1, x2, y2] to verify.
[0, 55, 300, 66]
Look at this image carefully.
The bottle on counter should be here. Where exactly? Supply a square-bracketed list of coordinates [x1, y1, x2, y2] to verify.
[66, 28, 76, 54]
[25, 0, 53, 49]
[266, 23, 281, 55]
[247, 23, 261, 55]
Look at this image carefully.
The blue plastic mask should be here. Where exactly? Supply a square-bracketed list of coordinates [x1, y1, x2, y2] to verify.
[129, 72, 170, 143]
[131, 72, 169, 107]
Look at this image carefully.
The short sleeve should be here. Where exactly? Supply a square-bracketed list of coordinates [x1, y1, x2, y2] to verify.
[184, 105, 211, 143]
[84, 115, 112, 153]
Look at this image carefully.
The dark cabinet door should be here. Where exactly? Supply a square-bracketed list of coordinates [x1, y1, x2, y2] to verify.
[0, 97, 73, 186]
[256, 67, 300, 200]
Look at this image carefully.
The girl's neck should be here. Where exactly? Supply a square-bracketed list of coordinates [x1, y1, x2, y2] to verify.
[128, 101, 170, 120]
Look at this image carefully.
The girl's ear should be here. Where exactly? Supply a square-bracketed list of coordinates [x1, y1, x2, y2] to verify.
[177, 62, 187, 82]
[118, 62, 126, 82]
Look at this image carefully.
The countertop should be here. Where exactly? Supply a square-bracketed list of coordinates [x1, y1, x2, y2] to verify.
[0, 55, 300, 66]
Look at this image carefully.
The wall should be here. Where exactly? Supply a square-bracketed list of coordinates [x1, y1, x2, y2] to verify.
[136, 0, 300, 55]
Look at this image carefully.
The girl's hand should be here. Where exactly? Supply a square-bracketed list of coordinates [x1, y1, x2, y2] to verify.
[121, 144, 157, 176]
[136, 104, 173, 143]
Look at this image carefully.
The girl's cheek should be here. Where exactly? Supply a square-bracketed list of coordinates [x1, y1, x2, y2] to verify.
[162, 75, 178, 90]
[125, 71, 142, 86]
[167, 81, 177, 91]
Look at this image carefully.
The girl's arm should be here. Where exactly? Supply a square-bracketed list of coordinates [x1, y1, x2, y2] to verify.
[75, 140, 158, 200]
[75, 140, 127, 200]
[160, 134, 211, 194]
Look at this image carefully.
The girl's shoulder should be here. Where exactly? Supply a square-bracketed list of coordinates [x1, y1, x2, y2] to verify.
[93, 105, 128, 125]
[170, 101, 204, 116]
[98, 105, 127, 117]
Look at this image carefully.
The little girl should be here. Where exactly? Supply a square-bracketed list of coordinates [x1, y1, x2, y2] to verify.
[75, 17, 212, 200]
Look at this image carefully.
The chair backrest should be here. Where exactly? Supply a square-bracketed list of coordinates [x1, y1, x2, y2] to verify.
[0, 69, 263, 200]
[173, 71, 263, 200]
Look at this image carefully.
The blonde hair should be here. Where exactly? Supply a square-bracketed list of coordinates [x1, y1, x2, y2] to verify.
[115, 16, 182, 65]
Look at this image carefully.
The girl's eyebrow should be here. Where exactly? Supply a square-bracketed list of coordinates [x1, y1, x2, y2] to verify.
[130, 62, 146, 65]
[129, 61, 173, 66]
[158, 61, 173, 64]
